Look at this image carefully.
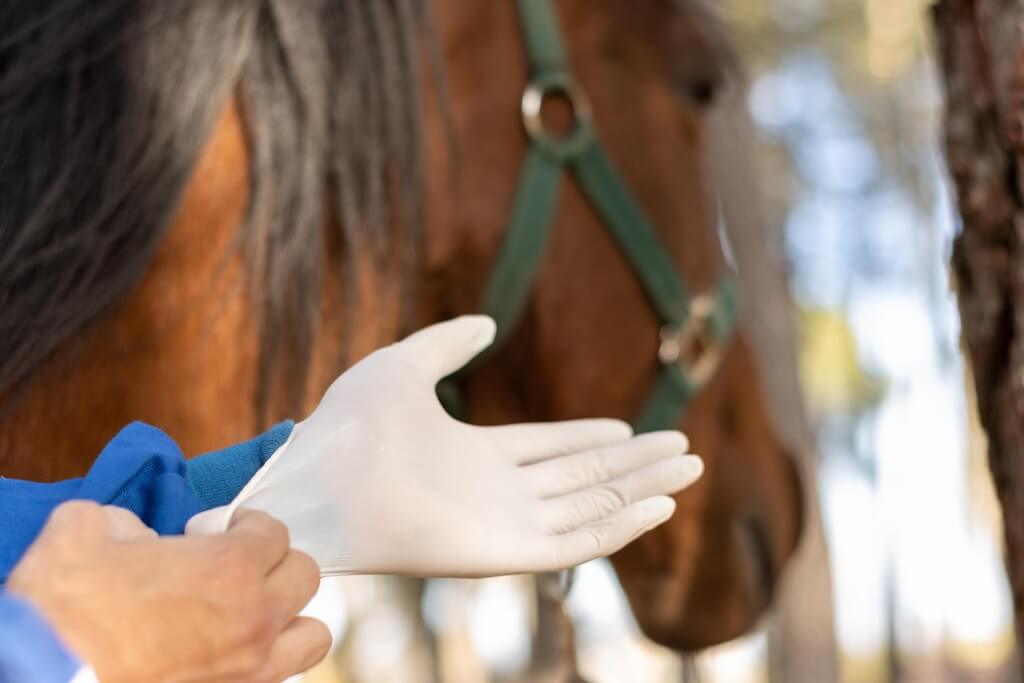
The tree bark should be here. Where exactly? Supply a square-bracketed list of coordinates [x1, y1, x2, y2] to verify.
[934, 0, 1024, 660]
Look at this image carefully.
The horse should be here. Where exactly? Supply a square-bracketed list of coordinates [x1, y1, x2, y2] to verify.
[0, 0, 803, 662]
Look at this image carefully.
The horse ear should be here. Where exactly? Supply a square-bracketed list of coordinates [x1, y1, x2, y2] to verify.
[395, 316, 497, 380]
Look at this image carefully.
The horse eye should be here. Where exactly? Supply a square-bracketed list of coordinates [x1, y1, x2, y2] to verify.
[670, 55, 726, 110]
[687, 78, 718, 107]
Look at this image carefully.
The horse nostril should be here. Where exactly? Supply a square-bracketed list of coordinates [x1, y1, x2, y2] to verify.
[733, 511, 777, 611]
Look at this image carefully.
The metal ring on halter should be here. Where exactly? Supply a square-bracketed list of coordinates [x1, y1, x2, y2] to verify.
[538, 569, 576, 602]
[658, 294, 725, 389]
[521, 71, 594, 162]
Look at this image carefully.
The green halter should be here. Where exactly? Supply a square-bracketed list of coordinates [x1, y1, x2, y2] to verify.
[446, 0, 739, 433]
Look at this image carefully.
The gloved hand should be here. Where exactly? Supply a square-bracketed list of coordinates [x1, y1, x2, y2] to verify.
[187, 316, 703, 578]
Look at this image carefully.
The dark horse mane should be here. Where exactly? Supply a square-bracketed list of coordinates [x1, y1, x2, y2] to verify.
[0, 0, 730, 417]
[0, 0, 427, 415]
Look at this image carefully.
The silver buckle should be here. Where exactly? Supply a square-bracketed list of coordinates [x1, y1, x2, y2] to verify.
[658, 294, 725, 388]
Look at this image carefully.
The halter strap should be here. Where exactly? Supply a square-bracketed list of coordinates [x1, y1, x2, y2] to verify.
[446, 0, 740, 432]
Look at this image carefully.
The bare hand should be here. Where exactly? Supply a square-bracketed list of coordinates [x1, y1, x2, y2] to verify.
[7, 502, 328, 683]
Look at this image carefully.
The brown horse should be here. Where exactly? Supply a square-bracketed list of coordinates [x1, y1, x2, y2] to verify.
[0, 0, 801, 654]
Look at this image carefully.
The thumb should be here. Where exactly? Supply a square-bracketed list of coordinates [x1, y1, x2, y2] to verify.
[394, 316, 497, 380]
[184, 505, 235, 536]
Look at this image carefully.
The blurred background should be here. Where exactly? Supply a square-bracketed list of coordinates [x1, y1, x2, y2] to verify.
[297, 1, 1015, 681]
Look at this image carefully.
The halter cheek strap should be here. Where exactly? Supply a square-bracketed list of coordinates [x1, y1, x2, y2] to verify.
[445, 0, 740, 432]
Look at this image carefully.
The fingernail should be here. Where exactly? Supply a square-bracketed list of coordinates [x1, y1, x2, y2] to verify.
[678, 431, 690, 453]
[658, 430, 689, 452]
[643, 496, 676, 520]
[469, 316, 497, 352]
[606, 420, 634, 439]
[584, 419, 633, 441]
[679, 455, 704, 480]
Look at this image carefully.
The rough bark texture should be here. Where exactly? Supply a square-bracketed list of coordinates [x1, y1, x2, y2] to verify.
[935, 0, 1024, 658]
[707, 91, 840, 683]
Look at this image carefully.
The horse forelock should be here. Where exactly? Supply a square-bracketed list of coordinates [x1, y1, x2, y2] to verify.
[0, 0, 426, 417]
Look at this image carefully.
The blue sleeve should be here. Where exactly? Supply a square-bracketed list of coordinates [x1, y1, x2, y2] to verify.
[0, 592, 82, 683]
[0, 421, 295, 583]
[185, 421, 294, 509]
[0, 422, 199, 582]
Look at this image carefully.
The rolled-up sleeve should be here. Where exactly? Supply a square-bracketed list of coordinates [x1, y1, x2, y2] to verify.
[0, 422, 199, 582]
[0, 421, 296, 583]
[184, 420, 294, 509]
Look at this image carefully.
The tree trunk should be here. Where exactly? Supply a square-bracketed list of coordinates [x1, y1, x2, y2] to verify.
[706, 90, 840, 683]
[934, 0, 1024, 660]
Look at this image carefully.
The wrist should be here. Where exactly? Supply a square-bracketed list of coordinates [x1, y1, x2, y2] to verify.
[186, 420, 295, 510]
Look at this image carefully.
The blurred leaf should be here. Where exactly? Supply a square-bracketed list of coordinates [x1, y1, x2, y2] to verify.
[798, 307, 887, 415]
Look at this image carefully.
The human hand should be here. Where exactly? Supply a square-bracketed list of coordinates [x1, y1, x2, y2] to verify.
[8, 502, 328, 683]
[188, 316, 703, 578]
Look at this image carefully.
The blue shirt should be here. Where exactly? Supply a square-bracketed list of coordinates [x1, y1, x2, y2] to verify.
[0, 420, 295, 683]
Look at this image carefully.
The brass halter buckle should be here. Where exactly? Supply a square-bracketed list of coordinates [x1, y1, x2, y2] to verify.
[658, 294, 725, 388]
[521, 72, 594, 161]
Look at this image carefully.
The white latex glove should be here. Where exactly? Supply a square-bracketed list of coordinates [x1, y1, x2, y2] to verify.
[186, 316, 703, 578]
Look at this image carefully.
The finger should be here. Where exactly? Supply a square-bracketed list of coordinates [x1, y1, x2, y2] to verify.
[44, 501, 113, 542]
[265, 550, 322, 628]
[524, 431, 690, 498]
[546, 496, 677, 570]
[185, 505, 235, 536]
[223, 508, 291, 574]
[395, 315, 496, 380]
[542, 455, 702, 533]
[256, 617, 332, 682]
[102, 506, 157, 541]
[484, 419, 634, 465]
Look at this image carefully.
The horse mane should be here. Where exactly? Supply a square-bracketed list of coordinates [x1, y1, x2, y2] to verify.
[0, 0, 426, 417]
[0, 0, 730, 419]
